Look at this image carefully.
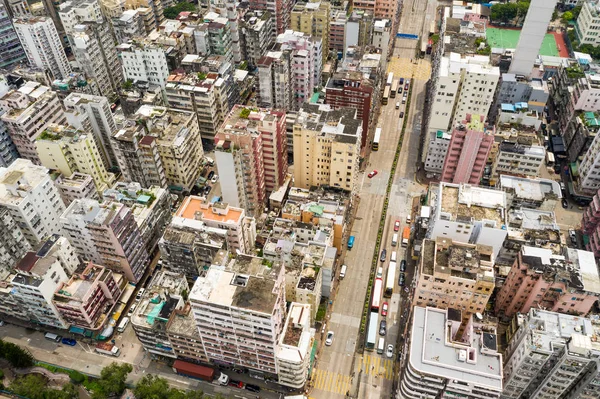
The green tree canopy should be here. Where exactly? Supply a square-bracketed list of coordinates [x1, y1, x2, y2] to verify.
[490, 1, 530, 24]
[92, 362, 133, 399]
[134, 374, 205, 399]
[0, 339, 35, 368]
[9, 374, 78, 399]
[163, 2, 196, 19]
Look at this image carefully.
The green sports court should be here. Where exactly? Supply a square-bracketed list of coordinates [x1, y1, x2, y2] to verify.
[486, 28, 560, 57]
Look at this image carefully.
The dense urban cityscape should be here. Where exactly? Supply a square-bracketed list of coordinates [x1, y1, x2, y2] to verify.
[0, 0, 600, 399]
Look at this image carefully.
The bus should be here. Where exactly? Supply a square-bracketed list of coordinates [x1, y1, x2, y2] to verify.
[365, 312, 379, 350]
[390, 79, 398, 98]
[383, 86, 390, 105]
[386, 72, 394, 86]
[372, 128, 381, 151]
[385, 261, 396, 297]
[371, 278, 383, 311]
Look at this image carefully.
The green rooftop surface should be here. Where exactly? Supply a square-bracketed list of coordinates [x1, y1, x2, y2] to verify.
[486, 28, 559, 57]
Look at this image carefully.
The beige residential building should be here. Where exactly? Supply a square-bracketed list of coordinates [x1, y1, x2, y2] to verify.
[36, 125, 116, 194]
[415, 237, 495, 334]
[290, 0, 330, 64]
[0, 81, 66, 164]
[292, 104, 361, 194]
[134, 105, 203, 192]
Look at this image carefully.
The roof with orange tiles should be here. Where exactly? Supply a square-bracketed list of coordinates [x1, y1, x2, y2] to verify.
[176, 196, 243, 224]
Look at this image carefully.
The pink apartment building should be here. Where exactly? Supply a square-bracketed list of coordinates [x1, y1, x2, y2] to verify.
[495, 246, 600, 318]
[440, 115, 493, 185]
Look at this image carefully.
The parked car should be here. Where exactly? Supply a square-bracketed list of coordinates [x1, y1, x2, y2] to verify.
[399, 111, 404, 118]
[400, 260, 406, 272]
[379, 320, 387, 336]
[562, 198, 569, 209]
[394, 220, 400, 231]
[211, 175, 219, 184]
[204, 185, 212, 196]
[228, 380, 245, 389]
[127, 304, 137, 317]
[381, 302, 388, 317]
[399, 273, 405, 286]
[380, 249, 387, 262]
[207, 171, 215, 180]
[386, 344, 394, 358]
[245, 384, 261, 393]
[368, 170, 378, 178]
[61, 338, 76, 346]
[569, 230, 577, 245]
[325, 331, 334, 346]
[136, 288, 145, 301]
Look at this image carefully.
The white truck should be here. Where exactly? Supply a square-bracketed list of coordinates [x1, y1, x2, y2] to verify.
[95, 343, 121, 357]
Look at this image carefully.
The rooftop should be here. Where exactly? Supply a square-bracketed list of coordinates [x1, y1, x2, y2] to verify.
[409, 307, 503, 391]
[134, 106, 195, 146]
[166, 304, 200, 337]
[422, 238, 494, 280]
[438, 183, 506, 226]
[0, 159, 51, 206]
[131, 271, 187, 328]
[278, 303, 314, 363]
[500, 175, 562, 201]
[506, 208, 561, 248]
[189, 255, 282, 315]
[175, 196, 243, 225]
[295, 103, 362, 138]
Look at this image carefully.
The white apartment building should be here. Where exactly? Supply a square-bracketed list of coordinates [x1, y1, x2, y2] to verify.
[0, 159, 66, 246]
[577, 131, 600, 191]
[59, 198, 99, 265]
[371, 19, 390, 52]
[117, 42, 170, 89]
[133, 106, 203, 192]
[502, 309, 600, 399]
[427, 182, 508, 259]
[0, 81, 66, 164]
[63, 92, 120, 169]
[400, 307, 503, 399]
[189, 254, 286, 378]
[425, 53, 499, 173]
[424, 130, 451, 174]
[34, 234, 80, 275]
[276, 303, 315, 388]
[36, 125, 116, 193]
[111, 123, 167, 188]
[57, 0, 104, 36]
[13, 16, 71, 80]
[576, 0, 600, 46]
[292, 104, 362, 193]
[492, 142, 546, 178]
[0, 207, 30, 270]
[172, 196, 256, 255]
[11, 249, 73, 329]
[257, 50, 292, 110]
[112, 9, 146, 44]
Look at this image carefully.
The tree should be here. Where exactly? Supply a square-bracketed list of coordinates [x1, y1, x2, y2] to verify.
[163, 2, 196, 19]
[10, 374, 47, 399]
[562, 11, 574, 23]
[0, 339, 35, 368]
[93, 362, 132, 399]
[134, 375, 204, 399]
[572, 5, 582, 20]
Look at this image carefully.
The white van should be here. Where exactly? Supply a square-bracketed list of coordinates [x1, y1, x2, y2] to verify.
[406, 214, 411, 223]
[340, 265, 347, 279]
[44, 332, 61, 342]
[391, 251, 397, 262]
[395, 102, 400, 109]
[377, 338, 385, 354]
[391, 233, 398, 247]
[117, 317, 130, 333]
[377, 267, 383, 278]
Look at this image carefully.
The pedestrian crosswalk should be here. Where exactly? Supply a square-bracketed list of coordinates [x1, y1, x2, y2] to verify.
[360, 354, 395, 380]
[310, 369, 352, 395]
[387, 58, 432, 83]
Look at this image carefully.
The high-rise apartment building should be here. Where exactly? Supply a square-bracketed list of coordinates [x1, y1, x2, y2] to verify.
[36, 125, 116, 193]
[54, 172, 99, 205]
[325, 71, 373, 149]
[60, 198, 149, 282]
[173, 195, 256, 256]
[0, 207, 30, 270]
[0, 159, 66, 246]
[13, 16, 71, 80]
[215, 105, 287, 214]
[440, 115, 493, 185]
[189, 254, 286, 378]
[502, 309, 600, 399]
[292, 104, 361, 193]
[496, 246, 600, 318]
[374, 0, 397, 20]
[111, 123, 167, 189]
[133, 105, 203, 192]
[400, 307, 503, 399]
[112, 9, 147, 43]
[0, 81, 66, 164]
[0, 3, 25, 69]
[257, 50, 292, 110]
[290, 1, 329, 64]
[415, 238, 495, 330]
[52, 262, 124, 332]
[117, 41, 170, 89]
[248, 0, 292, 36]
[242, 11, 274, 69]
[63, 92, 120, 169]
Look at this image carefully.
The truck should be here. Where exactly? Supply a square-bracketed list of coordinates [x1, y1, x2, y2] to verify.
[95, 343, 120, 357]
[173, 360, 229, 385]
[402, 226, 410, 247]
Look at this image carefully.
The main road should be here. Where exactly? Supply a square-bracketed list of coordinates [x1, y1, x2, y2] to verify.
[309, 1, 435, 399]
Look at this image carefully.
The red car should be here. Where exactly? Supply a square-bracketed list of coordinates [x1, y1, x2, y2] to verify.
[368, 170, 378, 178]
[381, 302, 388, 317]
[228, 380, 245, 389]
[394, 220, 400, 231]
